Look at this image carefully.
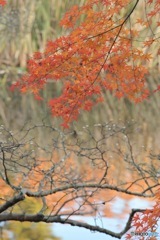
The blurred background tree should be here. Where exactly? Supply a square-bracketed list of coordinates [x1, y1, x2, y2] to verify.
[0, 198, 60, 239]
[2, 222, 60, 240]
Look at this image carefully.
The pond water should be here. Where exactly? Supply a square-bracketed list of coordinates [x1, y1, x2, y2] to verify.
[52, 197, 154, 240]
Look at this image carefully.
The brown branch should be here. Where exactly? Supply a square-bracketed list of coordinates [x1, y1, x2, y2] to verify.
[25, 183, 154, 198]
[1, 149, 10, 186]
[125, 133, 154, 195]
[0, 208, 146, 239]
[0, 192, 25, 213]
[119, 208, 146, 236]
[88, 0, 140, 40]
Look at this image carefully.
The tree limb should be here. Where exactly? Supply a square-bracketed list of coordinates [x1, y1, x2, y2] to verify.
[0, 208, 146, 239]
[0, 192, 25, 213]
[25, 183, 154, 198]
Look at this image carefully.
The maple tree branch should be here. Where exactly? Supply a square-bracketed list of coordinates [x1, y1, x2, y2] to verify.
[1, 148, 10, 185]
[0, 208, 146, 239]
[142, 183, 160, 194]
[0, 192, 25, 213]
[1, 145, 22, 191]
[118, 208, 146, 237]
[25, 182, 154, 198]
[125, 134, 154, 195]
[0, 213, 121, 237]
[66, 0, 140, 122]
[88, 0, 140, 40]
[89, 0, 140, 76]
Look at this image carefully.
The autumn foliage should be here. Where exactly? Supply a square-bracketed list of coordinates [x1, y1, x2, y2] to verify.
[11, 0, 160, 127]
[0, 0, 6, 6]
[130, 188, 160, 240]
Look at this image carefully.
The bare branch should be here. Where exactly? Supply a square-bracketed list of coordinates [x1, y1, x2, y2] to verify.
[0, 208, 146, 239]
[25, 183, 154, 198]
[0, 192, 25, 213]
